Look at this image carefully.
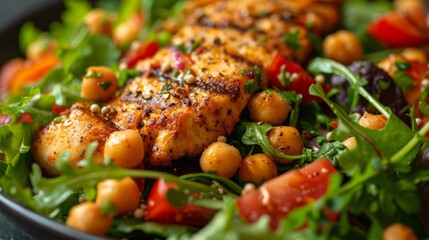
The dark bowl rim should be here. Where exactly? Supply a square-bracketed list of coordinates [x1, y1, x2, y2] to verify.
[0, 192, 108, 240]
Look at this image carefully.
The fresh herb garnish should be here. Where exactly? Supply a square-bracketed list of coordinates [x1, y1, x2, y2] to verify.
[393, 70, 414, 91]
[244, 80, 259, 94]
[99, 81, 112, 90]
[283, 29, 302, 50]
[86, 71, 103, 79]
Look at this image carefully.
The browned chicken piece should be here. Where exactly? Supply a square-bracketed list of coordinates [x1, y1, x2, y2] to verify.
[110, 46, 255, 167]
[33, 0, 341, 175]
[32, 103, 117, 176]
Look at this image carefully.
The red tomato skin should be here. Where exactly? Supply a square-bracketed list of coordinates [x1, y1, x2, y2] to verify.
[18, 113, 34, 124]
[51, 104, 68, 115]
[268, 53, 320, 105]
[122, 41, 159, 68]
[368, 10, 428, 48]
[236, 158, 337, 230]
[145, 179, 216, 227]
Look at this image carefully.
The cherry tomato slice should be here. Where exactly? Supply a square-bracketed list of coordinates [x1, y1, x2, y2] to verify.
[145, 178, 216, 227]
[368, 10, 428, 48]
[121, 41, 159, 68]
[268, 53, 320, 105]
[237, 158, 337, 230]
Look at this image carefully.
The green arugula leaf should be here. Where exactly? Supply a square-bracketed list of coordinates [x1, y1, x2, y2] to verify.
[115, 0, 141, 27]
[50, 0, 91, 43]
[191, 197, 279, 240]
[30, 142, 223, 209]
[142, 0, 186, 28]
[393, 71, 414, 90]
[166, 188, 189, 208]
[316, 141, 348, 167]
[180, 173, 242, 196]
[308, 58, 418, 174]
[66, 34, 120, 78]
[278, 91, 302, 127]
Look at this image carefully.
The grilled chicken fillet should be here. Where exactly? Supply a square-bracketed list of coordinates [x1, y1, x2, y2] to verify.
[33, 0, 340, 175]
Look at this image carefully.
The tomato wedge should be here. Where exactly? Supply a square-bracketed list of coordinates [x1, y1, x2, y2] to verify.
[145, 179, 216, 227]
[268, 53, 320, 105]
[8, 54, 60, 94]
[236, 158, 337, 230]
[368, 9, 429, 47]
[121, 41, 159, 68]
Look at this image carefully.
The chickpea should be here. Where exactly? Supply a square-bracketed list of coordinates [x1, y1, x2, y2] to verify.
[402, 48, 428, 64]
[247, 90, 292, 125]
[358, 112, 387, 130]
[200, 142, 242, 179]
[84, 9, 115, 36]
[113, 14, 142, 46]
[267, 126, 303, 163]
[383, 223, 417, 240]
[104, 130, 145, 169]
[81, 66, 118, 102]
[342, 137, 356, 150]
[66, 202, 113, 236]
[238, 153, 278, 185]
[96, 177, 142, 214]
[323, 30, 363, 65]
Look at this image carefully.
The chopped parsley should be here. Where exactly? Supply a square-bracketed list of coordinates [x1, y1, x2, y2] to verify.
[85, 71, 103, 78]
[173, 40, 202, 54]
[99, 81, 112, 90]
[283, 29, 302, 50]
[394, 60, 411, 71]
[393, 61, 414, 90]
[244, 80, 259, 94]
[161, 82, 173, 94]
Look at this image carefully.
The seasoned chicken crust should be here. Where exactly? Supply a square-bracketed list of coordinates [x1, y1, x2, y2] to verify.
[32, 0, 340, 175]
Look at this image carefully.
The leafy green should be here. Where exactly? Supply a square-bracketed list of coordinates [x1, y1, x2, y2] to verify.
[30, 142, 225, 209]
[278, 91, 302, 127]
[0, 89, 57, 126]
[50, 0, 91, 43]
[60, 28, 120, 78]
[190, 197, 279, 240]
[316, 141, 348, 167]
[342, 0, 392, 53]
[240, 122, 304, 163]
[308, 58, 418, 174]
[111, 218, 197, 239]
[19, 22, 42, 53]
[115, 0, 141, 26]
[142, 0, 186, 28]
[393, 71, 414, 91]
[180, 173, 242, 196]
[283, 29, 302, 50]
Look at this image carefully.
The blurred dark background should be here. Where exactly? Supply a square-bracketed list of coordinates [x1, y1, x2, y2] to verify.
[0, 0, 63, 66]
[0, 2, 61, 238]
